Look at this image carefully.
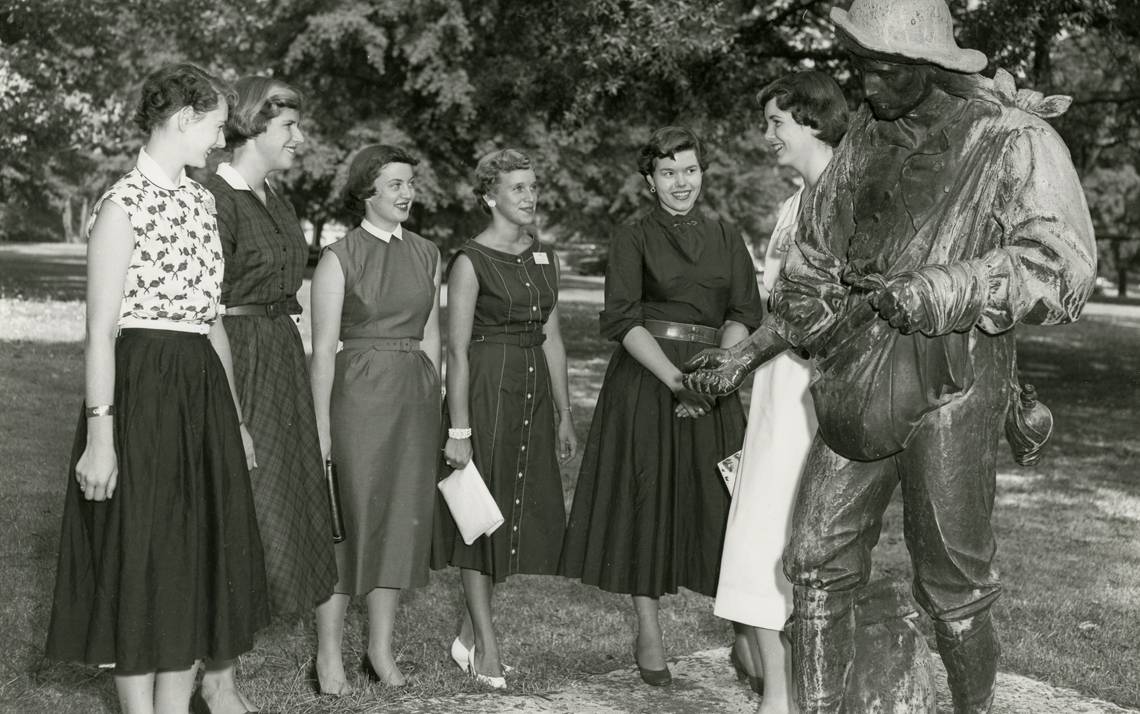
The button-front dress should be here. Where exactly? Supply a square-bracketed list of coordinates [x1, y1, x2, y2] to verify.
[560, 206, 763, 597]
[326, 223, 441, 592]
[431, 238, 565, 582]
[45, 151, 269, 674]
[204, 165, 336, 615]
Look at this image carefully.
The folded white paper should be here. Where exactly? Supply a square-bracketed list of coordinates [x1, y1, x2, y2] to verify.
[717, 449, 742, 495]
[437, 461, 504, 545]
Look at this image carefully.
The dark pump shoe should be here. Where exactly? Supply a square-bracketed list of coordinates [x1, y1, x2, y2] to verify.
[189, 688, 263, 714]
[730, 646, 765, 695]
[632, 642, 672, 686]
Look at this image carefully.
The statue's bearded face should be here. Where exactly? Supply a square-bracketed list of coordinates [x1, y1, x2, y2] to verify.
[851, 55, 933, 120]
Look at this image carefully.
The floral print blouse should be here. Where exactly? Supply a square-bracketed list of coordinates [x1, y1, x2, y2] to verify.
[91, 149, 224, 329]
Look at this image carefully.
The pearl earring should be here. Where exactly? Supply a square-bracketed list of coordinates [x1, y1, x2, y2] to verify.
[487, 199, 497, 208]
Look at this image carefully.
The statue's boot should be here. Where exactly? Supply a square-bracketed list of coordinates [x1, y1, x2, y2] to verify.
[790, 584, 857, 713]
[935, 611, 999, 714]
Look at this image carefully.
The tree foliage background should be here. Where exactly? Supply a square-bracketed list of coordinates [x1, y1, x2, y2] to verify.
[2, 0, 1139, 275]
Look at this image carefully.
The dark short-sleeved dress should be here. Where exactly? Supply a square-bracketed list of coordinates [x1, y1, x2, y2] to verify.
[204, 168, 337, 615]
[327, 225, 441, 592]
[560, 205, 764, 597]
[431, 238, 565, 583]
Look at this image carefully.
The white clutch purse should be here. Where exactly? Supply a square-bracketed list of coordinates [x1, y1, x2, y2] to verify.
[437, 461, 504, 545]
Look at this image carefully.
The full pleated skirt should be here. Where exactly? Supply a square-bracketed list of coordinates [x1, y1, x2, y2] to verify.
[224, 314, 337, 615]
[330, 345, 440, 593]
[714, 351, 817, 629]
[431, 341, 566, 583]
[560, 340, 744, 597]
[45, 329, 270, 674]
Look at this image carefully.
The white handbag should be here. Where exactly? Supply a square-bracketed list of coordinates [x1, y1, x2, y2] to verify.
[437, 461, 504, 545]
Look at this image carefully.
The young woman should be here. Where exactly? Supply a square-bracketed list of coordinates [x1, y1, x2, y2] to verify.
[44, 63, 269, 714]
[432, 148, 577, 690]
[309, 144, 442, 692]
[199, 76, 337, 713]
[560, 126, 763, 686]
[711, 70, 848, 714]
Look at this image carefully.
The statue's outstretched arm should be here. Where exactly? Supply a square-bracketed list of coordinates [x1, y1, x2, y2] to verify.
[681, 321, 791, 396]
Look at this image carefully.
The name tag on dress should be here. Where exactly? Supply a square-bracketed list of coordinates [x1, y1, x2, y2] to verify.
[533, 252, 549, 265]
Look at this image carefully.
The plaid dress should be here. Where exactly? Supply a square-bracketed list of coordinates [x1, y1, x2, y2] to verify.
[205, 167, 336, 615]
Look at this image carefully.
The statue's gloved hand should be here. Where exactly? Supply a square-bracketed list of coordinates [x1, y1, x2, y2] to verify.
[682, 347, 731, 371]
[867, 264, 987, 336]
[682, 350, 752, 396]
[869, 272, 934, 335]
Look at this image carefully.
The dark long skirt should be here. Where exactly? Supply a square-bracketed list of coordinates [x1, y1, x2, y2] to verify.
[560, 339, 744, 597]
[431, 340, 566, 583]
[45, 329, 269, 674]
[225, 314, 336, 614]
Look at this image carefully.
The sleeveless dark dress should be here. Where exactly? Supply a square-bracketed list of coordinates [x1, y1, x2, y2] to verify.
[327, 225, 441, 592]
[431, 238, 565, 583]
[560, 206, 763, 597]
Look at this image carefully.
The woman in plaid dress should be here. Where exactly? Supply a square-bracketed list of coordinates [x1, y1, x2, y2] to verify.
[199, 77, 337, 712]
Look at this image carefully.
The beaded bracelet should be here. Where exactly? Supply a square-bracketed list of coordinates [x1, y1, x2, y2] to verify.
[448, 427, 473, 439]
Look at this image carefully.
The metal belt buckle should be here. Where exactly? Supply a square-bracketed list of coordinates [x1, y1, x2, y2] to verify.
[265, 302, 281, 318]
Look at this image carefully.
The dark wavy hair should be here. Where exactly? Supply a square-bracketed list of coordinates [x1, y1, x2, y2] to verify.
[472, 148, 533, 214]
[757, 70, 849, 147]
[224, 76, 304, 146]
[636, 126, 708, 177]
[344, 144, 419, 205]
[133, 63, 233, 134]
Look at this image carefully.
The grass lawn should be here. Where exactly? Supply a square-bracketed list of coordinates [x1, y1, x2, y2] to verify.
[0, 249, 1137, 712]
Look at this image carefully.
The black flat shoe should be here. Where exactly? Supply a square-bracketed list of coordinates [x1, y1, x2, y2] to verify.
[729, 646, 765, 695]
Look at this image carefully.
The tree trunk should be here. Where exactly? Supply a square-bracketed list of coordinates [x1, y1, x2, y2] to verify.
[1114, 241, 1127, 296]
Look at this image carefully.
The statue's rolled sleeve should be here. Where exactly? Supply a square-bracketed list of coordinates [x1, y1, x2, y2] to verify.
[970, 126, 1097, 334]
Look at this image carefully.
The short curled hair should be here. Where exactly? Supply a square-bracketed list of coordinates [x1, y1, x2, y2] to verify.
[344, 144, 419, 205]
[133, 63, 233, 134]
[757, 70, 849, 147]
[224, 76, 304, 146]
[636, 126, 708, 177]
[472, 149, 533, 214]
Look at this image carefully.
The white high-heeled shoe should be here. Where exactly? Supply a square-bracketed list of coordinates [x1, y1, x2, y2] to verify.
[467, 643, 506, 690]
[451, 637, 513, 673]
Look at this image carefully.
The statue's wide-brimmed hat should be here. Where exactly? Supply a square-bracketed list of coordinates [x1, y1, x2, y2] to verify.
[830, 0, 987, 73]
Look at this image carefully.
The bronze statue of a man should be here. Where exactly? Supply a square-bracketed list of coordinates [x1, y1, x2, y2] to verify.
[684, 0, 1097, 711]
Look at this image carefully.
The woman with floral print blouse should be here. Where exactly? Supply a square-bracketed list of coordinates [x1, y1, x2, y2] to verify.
[44, 64, 269, 714]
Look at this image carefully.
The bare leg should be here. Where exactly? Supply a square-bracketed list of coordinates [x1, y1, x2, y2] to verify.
[632, 595, 666, 670]
[115, 671, 156, 714]
[755, 627, 798, 714]
[461, 568, 501, 676]
[152, 665, 197, 714]
[733, 622, 761, 677]
[314, 593, 353, 695]
[365, 587, 405, 686]
[198, 659, 256, 714]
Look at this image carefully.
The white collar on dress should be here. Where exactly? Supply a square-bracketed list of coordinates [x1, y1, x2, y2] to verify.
[136, 148, 191, 190]
[216, 162, 252, 191]
[361, 219, 403, 243]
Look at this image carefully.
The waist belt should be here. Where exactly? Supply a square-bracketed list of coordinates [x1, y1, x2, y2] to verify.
[643, 319, 721, 347]
[224, 301, 297, 318]
[340, 337, 420, 352]
[471, 332, 546, 347]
